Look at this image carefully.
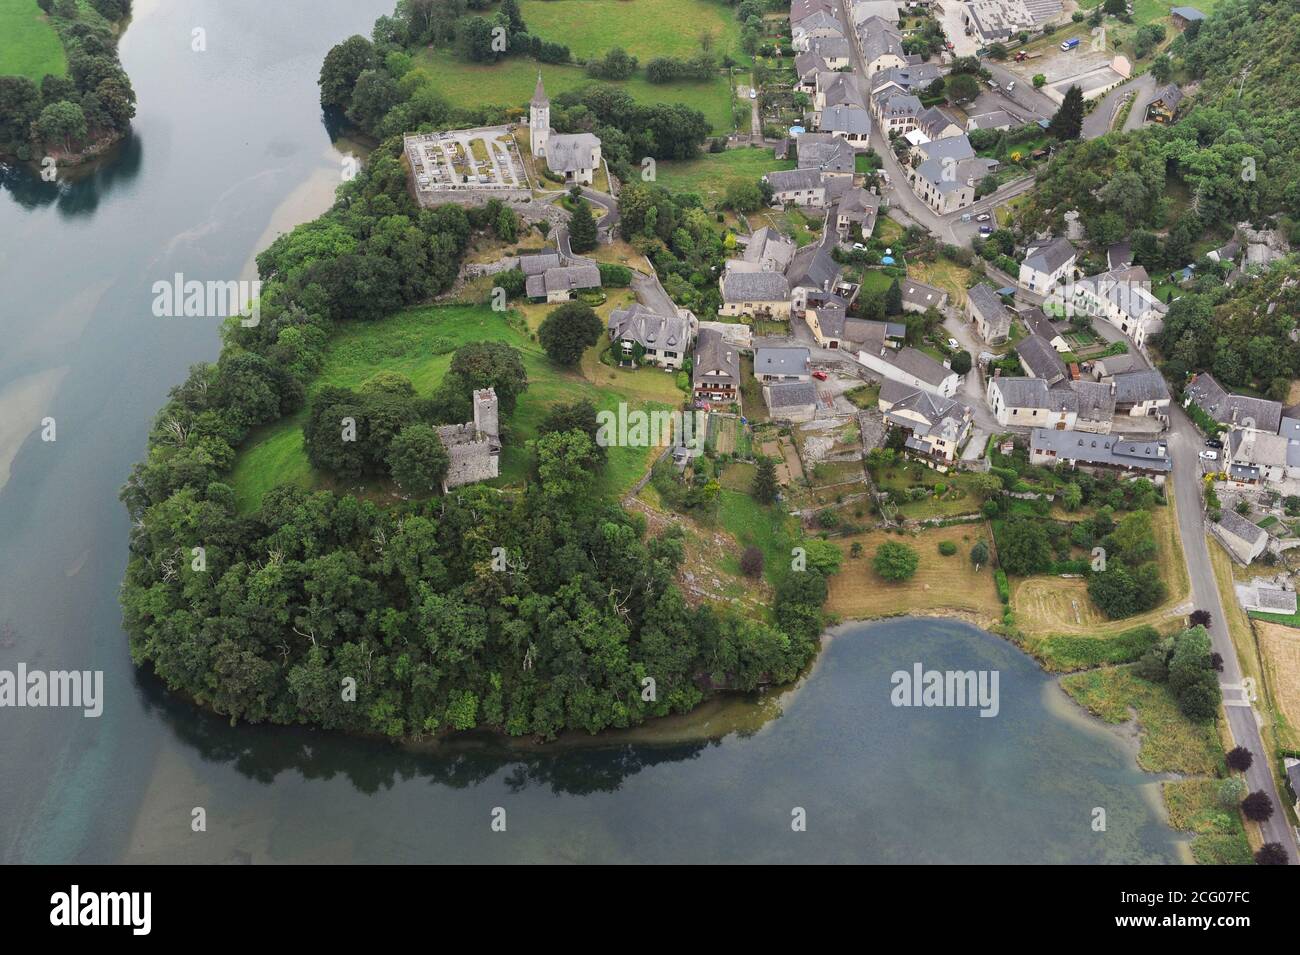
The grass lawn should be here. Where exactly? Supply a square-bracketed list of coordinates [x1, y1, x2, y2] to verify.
[230, 303, 674, 512]
[1012, 496, 1189, 637]
[413, 49, 735, 133]
[870, 459, 985, 520]
[1162, 778, 1254, 866]
[1018, 624, 1170, 672]
[1255, 621, 1300, 752]
[0, 0, 66, 81]
[716, 488, 797, 584]
[653, 146, 792, 201]
[824, 524, 1003, 626]
[519, 0, 744, 63]
[1060, 666, 1222, 776]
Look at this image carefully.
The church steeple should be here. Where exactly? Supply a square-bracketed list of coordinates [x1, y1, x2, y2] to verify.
[529, 71, 550, 159]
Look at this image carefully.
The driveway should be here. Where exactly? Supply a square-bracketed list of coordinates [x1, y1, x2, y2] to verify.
[1082, 72, 1156, 139]
[1168, 406, 1300, 863]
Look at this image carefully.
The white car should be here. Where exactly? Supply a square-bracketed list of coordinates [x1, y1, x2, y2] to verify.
[1199, 450, 1218, 461]
[947, 338, 960, 350]
[852, 242, 866, 251]
[749, 89, 757, 99]
[975, 213, 991, 222]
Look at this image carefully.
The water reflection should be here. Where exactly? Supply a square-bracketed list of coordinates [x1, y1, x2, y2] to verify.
[0, 134, 145, 215]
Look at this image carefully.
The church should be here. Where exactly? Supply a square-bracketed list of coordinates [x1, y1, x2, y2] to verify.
[530, 74, 602, 186]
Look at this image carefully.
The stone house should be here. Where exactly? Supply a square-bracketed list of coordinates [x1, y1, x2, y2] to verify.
[438, 388, 502, 491]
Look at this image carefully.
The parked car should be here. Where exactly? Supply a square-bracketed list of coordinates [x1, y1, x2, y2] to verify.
[975, 213, 991, 222]
[978, 225, 993, 236]
[749, 89, 757, 100]
[1205, 438, 1224, 449]
[1061, 38, 1080, 51]
[852, 242, 867, 250]
[1199, 450, 1219, 461]
[1005, 81, 1015, 93]
[812, 370, 828, 381]
[986, 80, 999, 90]
[947, 338, 960, 350]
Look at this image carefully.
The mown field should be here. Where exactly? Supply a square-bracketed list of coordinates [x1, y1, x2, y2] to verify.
[229, 303, 676, 512]
[1255, 621, 1300, 752]
[519, 0, 744, 62]
[0, 0, 66, 81]
[412, 49, 735, 133]
[653, 146, 792, 201]
[824, 524, 1004, 625]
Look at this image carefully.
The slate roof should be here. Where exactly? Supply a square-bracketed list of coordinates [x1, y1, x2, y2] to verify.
[766, 381, 819, 409]
[966, 110, 1017, 131]
[1016, 334, 1069, 383]
[889, 347, 952, 387]
[1022, 236, 1077, 275]
[1215, 508, 1267, 547]
[966, 283, 1007, 323]
[546, 133, 601, 175]
[607, 303, 691, 352]
[525, 261, 601, 298]
[992, 376, 1060, 411]
[766, 167, 826, 193]
[1184, 373, 1283, 433]
[1170, 6, 1205, 20]
[740, 227, 797, 272]
[1068, 380, 1116, 425]
[822, 104, 872, 135]
[797, 133, 857, 173]
[1147, 83, 1184, 112]
[1228, 429, 1289, 468]
[856, 16, 904, 64]
[914, 106, 959, 140]
[721, 270, 791, 302]
[692, 327, 740, 388]
[1252, 587, 1297, 614]
[900, 278, 947, 311]
[1111, 369, 1170, 405]
[755, 347, 811, 376]
[915, 134, 975, 163]
[1107, 241, 1132, 270]
[870, 64, 942, 96]
[884, 387, 973, 443]
[1017, 306, 1059, 342]
[1031, 428, 1171, 472]
[1280, 416, 1300, 468]
[836, 187, 880, 223]
[786, 244, 840, 291]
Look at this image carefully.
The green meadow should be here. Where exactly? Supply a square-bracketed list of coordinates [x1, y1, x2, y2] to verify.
[0, 0, 67, 81]
[653, 146, 793, 201]
[519, 0, 744, 62]
[230, 303, 676, 512]
[412, 49, 736, 134]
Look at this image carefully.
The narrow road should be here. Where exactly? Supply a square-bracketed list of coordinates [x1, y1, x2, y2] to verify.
[1168, 406, 1300, 862]
[1082, 72, 1156, 139]
[981, 61, 1057, 121]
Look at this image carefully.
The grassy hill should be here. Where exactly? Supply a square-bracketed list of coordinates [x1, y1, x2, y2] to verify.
[230, 302, 679, 512]
[0, 0, 67, 81]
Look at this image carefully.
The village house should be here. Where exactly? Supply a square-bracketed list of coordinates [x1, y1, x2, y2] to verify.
[438, 388, 502, 491]
[520, 251, 602, 303]
[1110, 369, 1171, 422]
[965, 110, 1018, 133]
[807, 302, 904, 351]
[730, 226, 798, 274]
[850, 0, 902, 24]
[792, 3, 847, 50]
[900, 278, 948, 313]
[606, 303, 695, 371]
[764, 381, 820, 422]
[858, 345, 960, 397]
[718, 270, 792, 319]
[833, 187, 880, 241]
[869, 64, 942, 133]
[530, 76, 601, 185]
[1090, 353, 1143, 379]
[819, 104, 873, 145]
[880, 380, 974, 464]
[786, 242, 842, 312]
[1183, 373, 1283, 434]
[1018, 306, 1069, 351]
[908, 135, 996, 215]
[966, 282, 1010, 345]
[1210, 508, 1268, 564]
[755, 347, 812, 383]
[1016, 334, 1069, 385]
[813, 72, 868, 127]
[1223, 429, 1293, 486]
[987, 376, 1078, 430]
[1018, 236, 1077, 293]
[1145, 84, 1184, 124]
[1029, 428, 1172, 476]
[1065, 266, 1168, 350]
[795, 132, 858, 178]
[765, 167, 828, 207]
[855, 16, 908, 74]
[905, 106, 964, 147]
[692, 327, 741, 404]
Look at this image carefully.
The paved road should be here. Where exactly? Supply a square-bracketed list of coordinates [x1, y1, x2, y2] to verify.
[981, 61, 1057, 121]
[1083, 72, 1156, 139]
[1167, 406, 1300, 862]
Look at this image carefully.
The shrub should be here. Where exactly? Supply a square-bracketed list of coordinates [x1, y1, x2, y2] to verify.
[995, 569, 1010, 604]
[874, 541, 919, 581]
[1225, 746, 1253, 772]
[740, 546, 764, 578]
[1241, 791, 1274, 823]
[938, 540, 957, 556]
